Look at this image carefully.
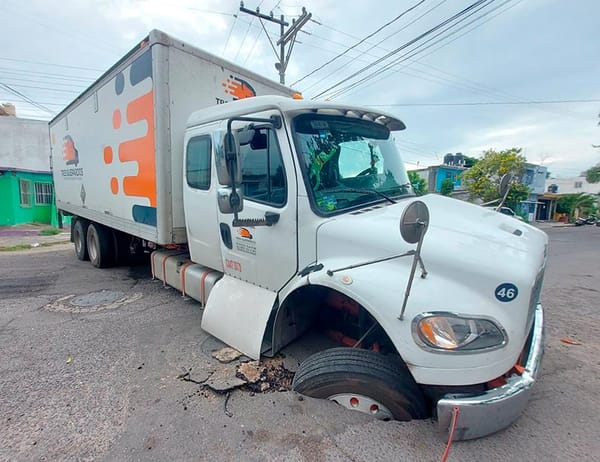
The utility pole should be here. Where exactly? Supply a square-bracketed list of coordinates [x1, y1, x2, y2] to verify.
[239, 2, 311, 85]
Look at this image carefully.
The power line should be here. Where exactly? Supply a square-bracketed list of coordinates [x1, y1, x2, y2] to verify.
[311, 0, 492, 99]
[1, 0, 117, 56]
[327, 1, 590, 124]
[0, 57, 103, 72]
[340, 0, 510, 97]
[371, 99, 600, 106]
[234, 0, 267, 61]
[299, 0, 449, 95]
[239, 2, 311, 84]
[222, 13, 239, 55]
[0, 67, 95, 83]
[243, 0, 284, 66]
[0, 82, 53, 114]
[296, 3, 525, 108]
[1, 83, 81, 94]
[319, 0, 498, 100]
[320, 1, 587, 122]
[0, 77, 89, 89]
[0, 99, 66, 107]
[291, 0, 425, 86]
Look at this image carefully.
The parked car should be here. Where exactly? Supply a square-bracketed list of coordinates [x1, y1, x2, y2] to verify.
[485, 206, 524, 221]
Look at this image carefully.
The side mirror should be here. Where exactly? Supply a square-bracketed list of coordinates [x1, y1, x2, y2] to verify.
[498, 173, 511, 198]
[217, 188, 244, 214]
[496, 173, 513, 210]
[399, 200, 429, 244]
[216, 132, 242, 186]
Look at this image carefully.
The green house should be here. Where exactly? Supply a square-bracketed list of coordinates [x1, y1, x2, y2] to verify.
[0, 169, 54, 225]
[0, 115, 58, 226]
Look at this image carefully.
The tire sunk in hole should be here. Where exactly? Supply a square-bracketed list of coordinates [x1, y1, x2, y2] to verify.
[292, 347, 428, 421]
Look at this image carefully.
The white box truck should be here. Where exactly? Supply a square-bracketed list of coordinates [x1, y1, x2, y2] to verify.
[50, 30, 548, 441]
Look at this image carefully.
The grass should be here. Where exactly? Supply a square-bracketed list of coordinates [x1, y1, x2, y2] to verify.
[0, 241, 70, 252]
[39, 228, 61, 236]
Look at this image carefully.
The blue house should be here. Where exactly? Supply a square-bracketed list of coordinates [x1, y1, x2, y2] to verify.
[518, 163, 547, 221]
[412, 153, 467, 196]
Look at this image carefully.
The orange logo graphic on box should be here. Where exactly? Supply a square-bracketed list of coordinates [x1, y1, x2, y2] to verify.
[103, 49, 157, 222]
[117, 90, 156, 207]
[63, 135, 79, 166]
[222, 75, 256, 100]
[238, 228, 253, 239]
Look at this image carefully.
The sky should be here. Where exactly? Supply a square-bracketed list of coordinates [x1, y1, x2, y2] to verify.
[1, 0, 599, 178]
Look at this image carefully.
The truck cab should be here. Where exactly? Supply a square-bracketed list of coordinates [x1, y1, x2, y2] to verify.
[171, 96, 547, 440]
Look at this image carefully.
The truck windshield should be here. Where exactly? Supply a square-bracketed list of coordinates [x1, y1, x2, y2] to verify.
[293, 113, 413, 214]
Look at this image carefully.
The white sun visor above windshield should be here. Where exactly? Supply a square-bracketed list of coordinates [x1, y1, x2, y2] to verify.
[311, 108, 405, 131]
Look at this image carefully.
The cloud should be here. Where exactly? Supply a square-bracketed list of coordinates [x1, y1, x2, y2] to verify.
[455, 108, 600, 177]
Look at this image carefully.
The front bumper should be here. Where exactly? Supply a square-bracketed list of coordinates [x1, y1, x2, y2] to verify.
[436, 303, 544, 440]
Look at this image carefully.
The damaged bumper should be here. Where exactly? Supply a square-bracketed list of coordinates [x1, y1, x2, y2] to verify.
[436, 303, 544, 441]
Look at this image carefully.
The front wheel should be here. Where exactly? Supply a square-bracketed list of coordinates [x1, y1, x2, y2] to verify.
[292, 348, 428, 421]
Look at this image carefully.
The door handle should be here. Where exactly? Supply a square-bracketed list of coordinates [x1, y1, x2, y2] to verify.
[264, 212, 280, 226]
[219, 223, 232, 249]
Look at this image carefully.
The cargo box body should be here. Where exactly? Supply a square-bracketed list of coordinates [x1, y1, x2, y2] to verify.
[49, 30, 294, 244]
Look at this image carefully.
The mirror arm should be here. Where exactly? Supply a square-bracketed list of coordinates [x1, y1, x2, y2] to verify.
[398, 220, 428, 321]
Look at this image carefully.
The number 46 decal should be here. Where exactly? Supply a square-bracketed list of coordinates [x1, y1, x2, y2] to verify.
[495, 283, 518, 302]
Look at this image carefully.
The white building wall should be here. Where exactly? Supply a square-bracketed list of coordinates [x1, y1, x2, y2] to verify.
[547, 176, 600, 195]
[0, 117, 50, 172]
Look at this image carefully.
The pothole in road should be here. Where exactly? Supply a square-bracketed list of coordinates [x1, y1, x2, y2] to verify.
[43, 290, 143, 313]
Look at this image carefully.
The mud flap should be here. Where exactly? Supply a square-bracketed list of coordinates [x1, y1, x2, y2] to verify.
[201, 275, 277, 360]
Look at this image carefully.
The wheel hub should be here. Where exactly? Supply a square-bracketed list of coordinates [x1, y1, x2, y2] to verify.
[328, 393, 394, 420]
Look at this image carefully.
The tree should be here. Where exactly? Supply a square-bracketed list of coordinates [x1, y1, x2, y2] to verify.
[440, 178, 454, 196]
[461, 148, 529, 209]
[463, 155, 478, 168]
[557, 193, 598, 218]
[584, 163, 600, 183]
[408, 171, 427, 196]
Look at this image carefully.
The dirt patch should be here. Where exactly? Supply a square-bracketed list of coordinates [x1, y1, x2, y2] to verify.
[237, 357, 294, 393]
[178, 355, 295, 395]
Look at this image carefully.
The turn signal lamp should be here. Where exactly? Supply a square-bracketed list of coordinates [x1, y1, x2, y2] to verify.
[292, 92, 303, 100]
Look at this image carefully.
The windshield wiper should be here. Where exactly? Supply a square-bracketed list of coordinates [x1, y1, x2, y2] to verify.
[331, 188, 397, 204]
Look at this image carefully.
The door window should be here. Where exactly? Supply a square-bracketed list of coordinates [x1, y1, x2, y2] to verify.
[240, 128, 286, 207]
[186, 136, 211, 190]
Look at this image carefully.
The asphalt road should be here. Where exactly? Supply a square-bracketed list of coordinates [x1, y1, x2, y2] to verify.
[0, 226, 598, 461]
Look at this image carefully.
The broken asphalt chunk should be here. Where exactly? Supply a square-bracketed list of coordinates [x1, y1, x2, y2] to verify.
[205, 364, 246, 392]
[212, 347, 242, 363]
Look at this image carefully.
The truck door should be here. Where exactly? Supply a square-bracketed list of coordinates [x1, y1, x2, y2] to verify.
[217, 111, 298, 292]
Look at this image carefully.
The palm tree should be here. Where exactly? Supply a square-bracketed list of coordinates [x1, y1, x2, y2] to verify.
[570, 193, 597, 218]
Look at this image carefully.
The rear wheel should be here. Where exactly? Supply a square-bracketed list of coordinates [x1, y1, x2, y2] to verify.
[73, 219, 89, 261]
[292, 347, 428, 421]
[86, 223, 114, 268]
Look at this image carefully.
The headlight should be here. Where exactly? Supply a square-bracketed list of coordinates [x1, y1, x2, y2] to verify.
[412, 313, 507, 352]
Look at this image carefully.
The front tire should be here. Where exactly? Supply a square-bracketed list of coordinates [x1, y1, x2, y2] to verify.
[86, 223, 114, 268]
[73, 219, 89, 261]
[292, 348, 428, 421]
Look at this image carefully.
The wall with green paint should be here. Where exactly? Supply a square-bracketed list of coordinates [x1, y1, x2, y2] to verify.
[0, 170, 54, 225]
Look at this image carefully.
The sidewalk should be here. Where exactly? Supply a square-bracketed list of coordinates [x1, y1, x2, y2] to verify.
[0, 223, 71, 250]
[532, 220, 573, 230]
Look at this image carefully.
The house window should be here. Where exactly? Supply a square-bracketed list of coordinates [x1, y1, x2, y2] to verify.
[186, 136, 211, 190]
[574, 181, 583, 188]
[19, 179, 32, 207]
[34, 182, 53, 205]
